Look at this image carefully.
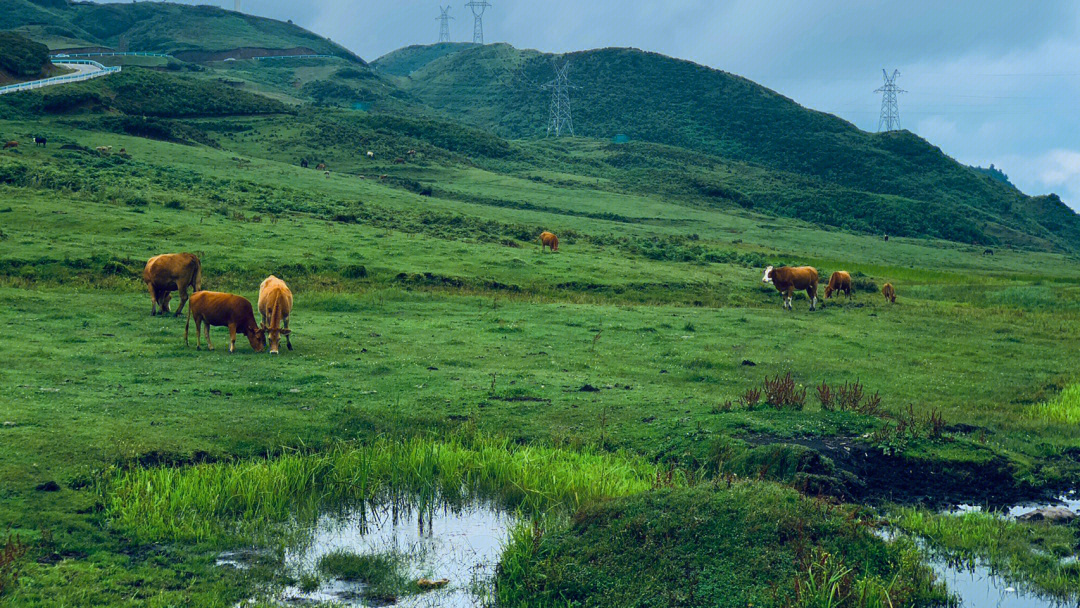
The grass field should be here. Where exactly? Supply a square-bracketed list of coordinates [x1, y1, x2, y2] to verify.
[3, 102, 1080, 605]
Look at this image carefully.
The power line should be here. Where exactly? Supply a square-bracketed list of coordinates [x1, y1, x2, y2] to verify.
[543, 60, 578, 137]
[875, 68, 905, 132]
[464, 0, 491, 44]
[437, 5, 453, 43]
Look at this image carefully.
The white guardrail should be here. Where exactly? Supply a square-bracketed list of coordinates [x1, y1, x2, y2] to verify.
[0, 61, 120, 96]
[253, 54, 336, 61]
[50, 52, 174, 59]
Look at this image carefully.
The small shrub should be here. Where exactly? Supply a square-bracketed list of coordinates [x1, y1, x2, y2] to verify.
[342, 264, 368, 279]
[163, 198, 186, 210]
[762, 373, 806, 410]
[740, 387, 762, 409]
[0, 531, 27, 597]
[318, 550, 413, 603]
[816, 381, 834, 411]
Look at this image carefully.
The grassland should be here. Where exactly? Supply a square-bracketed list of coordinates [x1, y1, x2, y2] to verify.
[1, 45, 1079, 605]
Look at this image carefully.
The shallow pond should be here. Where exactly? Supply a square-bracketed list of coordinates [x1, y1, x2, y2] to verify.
[931, 559, 1075, 608]
[276, 500, 514, 607]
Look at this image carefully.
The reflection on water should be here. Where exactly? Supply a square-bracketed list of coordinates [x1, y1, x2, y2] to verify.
[280, 501, 514, 607]
[945, 492, 1080, 520]
[931, 559, 1076, 608]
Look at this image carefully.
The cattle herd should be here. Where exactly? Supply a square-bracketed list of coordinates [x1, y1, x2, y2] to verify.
[139, 238, 894, 355]
[142, 253, 293, 354]
[762, 265, 897, 310]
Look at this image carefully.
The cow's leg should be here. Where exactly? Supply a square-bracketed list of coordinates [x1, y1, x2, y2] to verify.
[174, 280, 189, 317]
[228, 324, 237, 353]
[204, 322, 214, 351]
[284, 316, 292, 351]
[148, 283, 158, 316]
[808, 288, 817, 311]
[784, 288, 793, 310]
[161, 291, 173, 314]
[193, 318, 201, 350]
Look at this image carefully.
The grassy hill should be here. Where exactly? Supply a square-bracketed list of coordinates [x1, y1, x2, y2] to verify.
[1, 0, 362, 61]
[372, 42, 477, 77]
[0, 30, 54, 83]
[390, 43, 1080, 251]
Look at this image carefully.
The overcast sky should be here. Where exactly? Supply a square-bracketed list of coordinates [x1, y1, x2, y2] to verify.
[113, 1, 1080, 210]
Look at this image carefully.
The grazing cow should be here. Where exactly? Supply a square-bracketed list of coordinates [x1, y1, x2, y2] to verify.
[186, 291, 264, 353]
[316, 163, 327, 171]
[95, 146, 112, 155]
[407, 149, 417, 156]
[3, 141, 17, 150]
[300, 159, 309, 168]
[984, 248, 995, 256]
[358, 175, 366, 180]
[824, 271, 852, 299]
[258, 275, 293, 354]
[379, 174, 388, 180]
[142, 253, 202, 317]
[118, 148, 127, 156]
[882, 283, 897, 303]
[539, 231, 559, 253]
[34, 137, 46, 147]
[762, 266, 819, 311]
[366, 151, 375, 159]
[393, 157, 406, 164]
[324, 171, 330, 178]
[883, 235, 889, 242]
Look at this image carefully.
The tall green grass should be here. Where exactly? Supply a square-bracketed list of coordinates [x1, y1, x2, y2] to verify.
[102, 434, 674, 543]
[892, 507, 1080, 599]
[1027, 383, 1080, 424]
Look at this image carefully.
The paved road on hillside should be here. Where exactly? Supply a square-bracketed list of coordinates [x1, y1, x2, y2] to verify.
[0, 61, 119, 96]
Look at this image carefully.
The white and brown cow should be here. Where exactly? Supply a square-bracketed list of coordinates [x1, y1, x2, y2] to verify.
[257, 275, 293, 354]
[762, 265, 819, 311]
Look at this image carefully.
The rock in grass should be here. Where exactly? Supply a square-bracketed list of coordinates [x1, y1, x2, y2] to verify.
[579, 384, 600, 392]
[1016, 507, 1077, 524]
[36, 481, 61, 492]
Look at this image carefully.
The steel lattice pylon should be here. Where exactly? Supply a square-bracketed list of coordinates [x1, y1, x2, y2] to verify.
[875, 69, 905, 132]
[464, 0, 491, 44]
[543, 61, 578, 137]
[437, 6, 453, 43]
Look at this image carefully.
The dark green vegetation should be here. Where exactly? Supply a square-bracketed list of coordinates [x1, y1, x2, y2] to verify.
[0, 30, 50, 81]
[1, 0, 360, 60]
[2, 4, 1080, 605]
[318, 551, 415, 603]
[498, 485, 949, 607]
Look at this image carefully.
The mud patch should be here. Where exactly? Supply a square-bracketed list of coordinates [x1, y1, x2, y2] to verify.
[743, 435, 1045, 507]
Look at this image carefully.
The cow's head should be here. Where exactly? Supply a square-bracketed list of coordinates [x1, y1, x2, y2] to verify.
[761, 266, 775, 284]
[247, 327, 266, 352]
[264, 327, 292, 355]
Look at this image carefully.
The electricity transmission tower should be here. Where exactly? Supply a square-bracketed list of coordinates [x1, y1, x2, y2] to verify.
[875, 69, 905, 132]
[543, 61, 577, 137]
[464, 0, 491, 44]
[437, 6, 453, 43]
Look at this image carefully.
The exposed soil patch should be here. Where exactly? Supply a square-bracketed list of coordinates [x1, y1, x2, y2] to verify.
[173, 47, 326, 63]
[743, 434, 1049, 508]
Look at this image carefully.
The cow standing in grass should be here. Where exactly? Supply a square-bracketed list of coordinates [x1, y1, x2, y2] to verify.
[539, 231, 559, 253]
[143, 253, 202, 316]
[3, 141, 17, 150]
[34, 137, 46, 147]
[762, 266, 819, 311]
[258, 276, 293, 354]
[824, 271, 852, 300]
[882, 283, 897, 303]
[186, 291, 264, 353]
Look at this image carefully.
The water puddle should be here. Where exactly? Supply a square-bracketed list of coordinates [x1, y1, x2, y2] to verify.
[930, 559, 1074, 608]
[229, 500, 515, 607]
[944, 492, 1080, 520]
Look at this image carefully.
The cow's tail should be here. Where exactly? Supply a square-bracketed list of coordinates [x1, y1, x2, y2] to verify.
[185, 303, 192, 346]
[193, 258, 203, 293]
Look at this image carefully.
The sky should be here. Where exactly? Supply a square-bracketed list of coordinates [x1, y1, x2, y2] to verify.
[107, 1, 1080, 210]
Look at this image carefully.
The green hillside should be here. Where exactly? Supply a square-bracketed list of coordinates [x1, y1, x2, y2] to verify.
[392, 44, 1080, 251]
[372, 42, 477, 77]
[0, 30, 52, 83]
[1, 0, 362, 60]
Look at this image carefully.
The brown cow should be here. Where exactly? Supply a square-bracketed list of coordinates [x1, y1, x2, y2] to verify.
[393, 157, 406, 164]
[539, 231, 559, 253]
[762, 266, 819, 311]
[3, 141, 17, 150]
[824, 271, 852, 299]
[316, 163, 327, 171]
[143, 253, 202, 316]
[185, 291, 264, 353]
[882, 283, 897, 303]
[258, 275, 293, 354]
